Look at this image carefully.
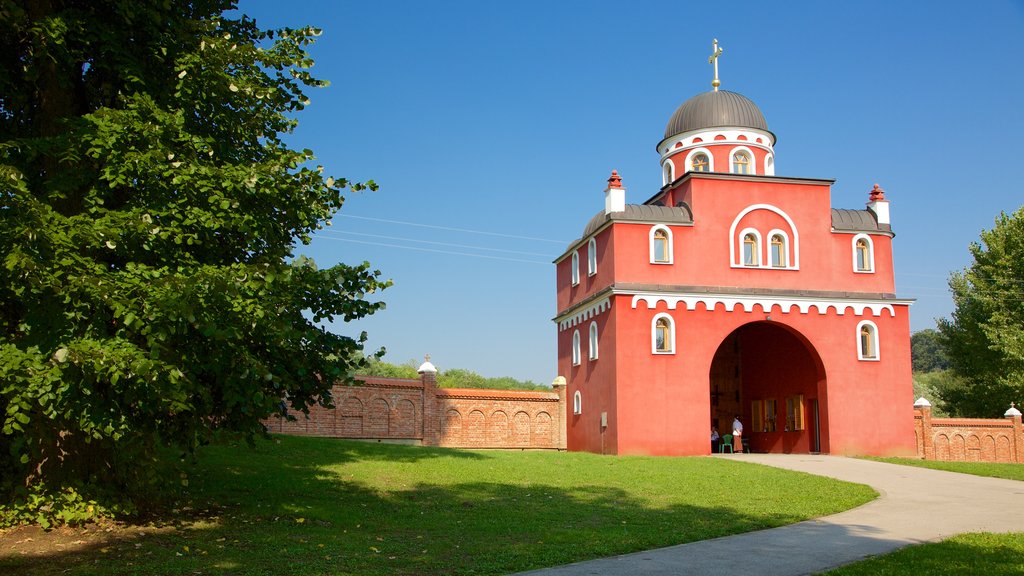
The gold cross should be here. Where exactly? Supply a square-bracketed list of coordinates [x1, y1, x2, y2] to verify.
[708, 38, 723, 91]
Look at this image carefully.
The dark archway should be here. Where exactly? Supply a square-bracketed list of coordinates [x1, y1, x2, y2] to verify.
[709, 322, 827, 454]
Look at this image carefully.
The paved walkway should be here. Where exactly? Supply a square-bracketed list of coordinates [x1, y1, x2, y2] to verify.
[515, 454, 1024, 576]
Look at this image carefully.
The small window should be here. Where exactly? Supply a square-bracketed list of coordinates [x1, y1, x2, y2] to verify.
[662, 162, 674, 185]
[588, 322, 599, 360]
[573, 391, 582, 415]
[857, 321, 879, 361]
[732, 150, 752, 174]
[587, 238, 597, 276]
[652, 314, 675, 354]
[691, 152, 709, 172]
[743, 233, 759, 266]
[770, 234, 786, 267]
[853, 235, 874, 273]
[765, 155, 775, 176]
[650, 226, 673, 264]
[571, 251, 580, 285]
[572, 330, 581, 365]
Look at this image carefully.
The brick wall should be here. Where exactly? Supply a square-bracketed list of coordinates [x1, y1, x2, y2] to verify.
[264, 370, 567, 450]
[914, 406, 1024, 463]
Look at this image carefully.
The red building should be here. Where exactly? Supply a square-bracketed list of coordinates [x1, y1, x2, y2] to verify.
[554, 76, 916, 457]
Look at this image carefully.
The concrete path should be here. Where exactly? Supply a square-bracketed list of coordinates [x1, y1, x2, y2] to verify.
[515, 454, 1024, 576]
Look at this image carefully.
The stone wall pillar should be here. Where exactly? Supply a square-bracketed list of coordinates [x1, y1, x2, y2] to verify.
[419, 356, 439, 446]
[1006, 403, 1023, 464]
[914, 397, 933, 460]
[552, 376, 567, 450]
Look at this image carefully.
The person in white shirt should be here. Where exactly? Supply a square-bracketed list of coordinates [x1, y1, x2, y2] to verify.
[732, 416, 745, 453]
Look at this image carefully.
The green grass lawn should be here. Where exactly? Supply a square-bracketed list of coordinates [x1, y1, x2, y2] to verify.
[1, 436, 876, 576]
[823, 532, 1024, 575]
[864, 457, 1024, 482]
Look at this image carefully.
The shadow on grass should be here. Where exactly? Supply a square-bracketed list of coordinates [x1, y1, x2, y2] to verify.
[0, 437, 877, 576]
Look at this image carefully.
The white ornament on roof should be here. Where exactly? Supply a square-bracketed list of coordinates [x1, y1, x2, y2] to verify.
[1005, 402, 1022, 417]
[913, 397, 932, 408]
[417, 354, 437, 374]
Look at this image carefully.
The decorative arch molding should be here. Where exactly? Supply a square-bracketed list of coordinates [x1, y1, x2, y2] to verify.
[729, 145, 757, 175]
[659, 128, 775, 161]
[558, 296, 611, 331]
[729, 204, 801, 269]
[683, 147, 715, 173]
[630, 292, 899, 317]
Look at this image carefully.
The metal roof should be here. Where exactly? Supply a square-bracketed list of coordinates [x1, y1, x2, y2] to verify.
[831, 208, 891, 233]
[664, 90, 773, 141]
[579, 204, 693, 243]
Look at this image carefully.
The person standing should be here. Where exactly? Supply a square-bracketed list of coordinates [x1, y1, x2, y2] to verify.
[732, 416, 744, 453]
[711, 427, 720, 452]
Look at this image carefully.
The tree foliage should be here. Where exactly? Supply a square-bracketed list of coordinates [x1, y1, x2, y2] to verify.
[910, 329, 949, 372]
[937, 207, 1024, 417]
[0, 0, 387, 523]
[358, 356, 551, 391]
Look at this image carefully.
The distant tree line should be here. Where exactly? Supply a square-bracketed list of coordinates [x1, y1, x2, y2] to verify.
[355, 356, 551, 392]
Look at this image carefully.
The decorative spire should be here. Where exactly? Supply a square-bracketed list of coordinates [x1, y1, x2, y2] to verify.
[869, 183, 886, 202]
[417, 354, 437, 374]
[606, 169, 623, 189]
[708, 38, 723, 91]
[1006, 402, 1022, 417]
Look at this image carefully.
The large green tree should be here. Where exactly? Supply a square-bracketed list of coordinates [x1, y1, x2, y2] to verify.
[910, 328, 949, 372]
[0, 0, 387, 521]
[938, 207, 1024, 417]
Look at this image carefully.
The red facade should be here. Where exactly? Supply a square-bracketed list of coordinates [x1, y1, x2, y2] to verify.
[554, 89, 915, 457]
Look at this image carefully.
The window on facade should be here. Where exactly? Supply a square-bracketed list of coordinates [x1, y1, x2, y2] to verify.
[662, 162, 673, 185]
[751, 400, 764, 433]
[859, 323, 878, 360]
[571, 251, 580, 285]
[653, 315, 674, 354]
[691, 153, 709, 172]
[572, 330, 581, 365]
[587, 239, 597, 276]
[732, 151, 752, 174]
[573, 391, 582, 415]
[855, 238, 873, 272]
[588, 322, 599, 360]
[770, 234, 786, 267]
[786, 395, 805, 431]
[652, 227, 671, 263]
[743, 233, 759, 266]
[764, 398, 778, 431]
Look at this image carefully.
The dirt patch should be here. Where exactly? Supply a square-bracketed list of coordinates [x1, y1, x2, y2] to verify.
[0, 520, 173, 559]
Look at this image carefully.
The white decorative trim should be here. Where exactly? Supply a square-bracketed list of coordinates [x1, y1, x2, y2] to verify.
[729, 204, 801, 269]
[571, 329, 581, 366]
[573, 390, 582, 415]
[857, 320, 880, 361]
[587, 238, 597, 276]
[630, 292, 901, 317]
[649, 224, 674, 264]
[557, 296, 611, 331]
[767, 228, 791, 268]
[738, 227, 762, 267]
[730, 146, 756, 175]
[659, 128, 775, 161]
[852, 233, 875, 274]
[765, 153, 775, 176]
[662, 160, 675, 185]
[683, 147, 715, 173]
[651, 312, 675, 354]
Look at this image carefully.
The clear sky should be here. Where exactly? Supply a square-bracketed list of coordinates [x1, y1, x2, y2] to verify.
[237, 0, 1024, 385]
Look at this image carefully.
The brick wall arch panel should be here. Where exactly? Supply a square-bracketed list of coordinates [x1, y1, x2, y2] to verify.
[489, 411, 510, 445]
[341, 397, 364, 436]
[996, 436, 1012, 462]
[442, 409, 463, 445]
[392, 399, 416, 437]
[467, 410, 486, 446]
[366, 398, 390, 437]
[513, 411, 531, 446]
[951, 434, 966, 461]
[966, 434, 981, 462]
[980, 435, 996, 462]
[935, 434, 950, 460]
[534, 412, 553, 448]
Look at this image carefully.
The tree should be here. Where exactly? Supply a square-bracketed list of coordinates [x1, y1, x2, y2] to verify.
[938, 207, 1024, 417]
[910, 329, 949, 372]
[0, 0, 387, 523]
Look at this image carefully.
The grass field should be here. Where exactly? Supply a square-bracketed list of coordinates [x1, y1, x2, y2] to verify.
[863, 457, 1024, 482]
[823, 532, 1024, 575]
[0, 436, 876, 575]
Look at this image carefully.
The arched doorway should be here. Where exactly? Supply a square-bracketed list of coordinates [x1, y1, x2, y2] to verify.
[709, 322, 827, 454]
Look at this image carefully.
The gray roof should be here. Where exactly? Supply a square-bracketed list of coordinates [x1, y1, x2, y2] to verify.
[578, 204, 693, 245]
[831, 208, 891, 233]
[664, 90, 774, 142]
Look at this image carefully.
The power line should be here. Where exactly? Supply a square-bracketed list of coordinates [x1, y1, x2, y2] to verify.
[318, 230, 554, 258]
[336, 214, 569, 245]
[316, 236, 550, 265]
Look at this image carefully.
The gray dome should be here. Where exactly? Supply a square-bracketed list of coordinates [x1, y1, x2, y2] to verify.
[664, 90, 772, 141]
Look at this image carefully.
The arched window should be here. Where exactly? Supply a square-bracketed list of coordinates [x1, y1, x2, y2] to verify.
[588, 322, 599, 360]
[732, 150, 753, 174]
[853, 235, 874, 273]
[652, 313, 675, 354]
[571, 330, 581, 365]
[691, 152, 710, 172]
[770, 233, 787, 267]
[743, 233, 760, 266]
[573, 391, 582, 415]
[765, 154, 775, 176]
[650, 226, 673, 264]
[662, 161, 674, 185]
[571, 251, 580, 285]
[587, 238, 597, 276]
[857, 321, 879, 361]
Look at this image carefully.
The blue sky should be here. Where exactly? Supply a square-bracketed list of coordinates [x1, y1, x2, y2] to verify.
[238, 0, 1024, 385]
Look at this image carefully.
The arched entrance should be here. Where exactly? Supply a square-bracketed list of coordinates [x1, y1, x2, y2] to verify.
[709, 322, 827, 454]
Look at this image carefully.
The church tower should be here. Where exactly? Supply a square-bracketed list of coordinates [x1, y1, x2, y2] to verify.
[554, 41, 915, 457]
